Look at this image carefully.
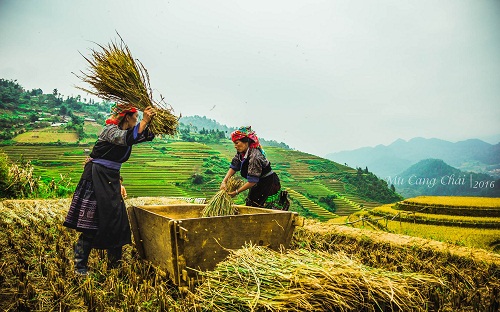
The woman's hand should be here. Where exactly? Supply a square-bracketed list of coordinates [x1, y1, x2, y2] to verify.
[227, 190, 237, 198]
[220, 181, 227, 190]
[138, 106, 156, 134]
[83, 157, 93, 167]
[221, 169, 236, 190]
[142, 106, 156, 124]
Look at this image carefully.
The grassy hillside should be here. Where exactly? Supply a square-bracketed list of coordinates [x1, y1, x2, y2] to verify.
[0, 138, 401, 220]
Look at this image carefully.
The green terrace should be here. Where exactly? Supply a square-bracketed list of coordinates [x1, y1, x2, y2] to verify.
[286, 188, 338, 221]
[1, 141, 394, 220]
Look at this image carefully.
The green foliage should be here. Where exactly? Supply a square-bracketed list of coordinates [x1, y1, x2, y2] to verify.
[0, 79, 402, 210]
[202, 155, 231, 177]
[278, 171, 294, 182]
[36, 176, 74, 198]
[289, 197, 319, 219]
[319, 194, 338, 212]
[0, 78, 111, 141]
[300, 158, 341, 173]
[259, 138, 291, 149]
[178, 127, 229, 144]
[0, 152, 74, 199]
[334, 169, 403, 203]
[191, 173, 204, 184]
[1, 158, 39, 198]
[0, 152, 10, 197]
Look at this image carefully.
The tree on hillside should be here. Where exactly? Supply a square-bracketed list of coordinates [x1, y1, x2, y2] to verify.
[60, 105, 68, 115]
[336, 171, 403, 203]
[0, 79, 23, 105]
[30, 88, 43, 96]
[319, 194, 337, 212]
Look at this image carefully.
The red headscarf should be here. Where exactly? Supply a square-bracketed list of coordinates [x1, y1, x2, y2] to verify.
[231, 126, 266, 157]
[105, 103, 138, 125]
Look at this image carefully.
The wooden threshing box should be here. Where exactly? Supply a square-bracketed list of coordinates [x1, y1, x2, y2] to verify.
[128, 204, 302, 289]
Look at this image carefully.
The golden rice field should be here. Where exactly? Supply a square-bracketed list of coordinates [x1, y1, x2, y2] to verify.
[403, 196, 500, 207]
[1, 197, 499, 311]
[348, 196, 500, 253]
[374, 204, 499, 225]
[384, 221, 499, 251]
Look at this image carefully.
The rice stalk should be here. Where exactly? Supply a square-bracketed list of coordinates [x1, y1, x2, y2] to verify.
[75, 33, 178, 135]
[190, 244, 444, 311]
[7, 161, 38, 198]
[202, 177, 244, 217]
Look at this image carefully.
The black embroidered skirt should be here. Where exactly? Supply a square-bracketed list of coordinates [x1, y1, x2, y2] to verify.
[63, 162, 98, 231]
[246, 172, 281, 207]
[63, 162, 131, 249]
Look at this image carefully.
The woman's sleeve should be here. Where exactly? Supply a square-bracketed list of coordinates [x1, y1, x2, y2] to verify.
[125, 124, 155, 145]
[99, 125, 128, 146]
[230, 154, 241, 171]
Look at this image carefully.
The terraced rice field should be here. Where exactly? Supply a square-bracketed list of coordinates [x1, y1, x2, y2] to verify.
[286, 188, 338, 221]
[122, 142, 221, 197]
[1, 141, 386, 221]
[332, 198, 361, 216]
[0, 145, 87, 182]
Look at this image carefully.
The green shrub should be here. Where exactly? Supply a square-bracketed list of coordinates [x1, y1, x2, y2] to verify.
[192, 174, 204, 185]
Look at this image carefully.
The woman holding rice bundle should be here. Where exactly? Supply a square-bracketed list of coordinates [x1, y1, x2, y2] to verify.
[220, 126, 289, 210]
[63, 104, 155, 275]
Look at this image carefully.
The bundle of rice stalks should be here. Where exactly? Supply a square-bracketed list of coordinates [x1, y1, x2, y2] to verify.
[75, 34, 178, 135]
[202, 177, 244, 217]
[190, 245, 443, 311]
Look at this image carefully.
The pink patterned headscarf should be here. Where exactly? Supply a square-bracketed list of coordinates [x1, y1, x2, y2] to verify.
[231, 126, 266, 157]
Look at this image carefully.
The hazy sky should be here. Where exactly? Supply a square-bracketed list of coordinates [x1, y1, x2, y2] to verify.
[1, 0, 499, 157]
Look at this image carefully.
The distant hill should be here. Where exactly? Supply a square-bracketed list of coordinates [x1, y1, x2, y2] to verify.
[389, 159, 499, 198]
[179, 115, 236, 134]
[179, 115, 291, 149]
[325, 137, 500, 179]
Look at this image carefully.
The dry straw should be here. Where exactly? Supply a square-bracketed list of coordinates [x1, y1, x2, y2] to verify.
[75, 34, 178, 135]
[202, 176, 244, 217]
[191, 244, 443, 311]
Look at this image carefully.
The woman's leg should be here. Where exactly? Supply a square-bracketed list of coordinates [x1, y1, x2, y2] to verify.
[107, 246, 123, 269]
[74, 232, 95, 275]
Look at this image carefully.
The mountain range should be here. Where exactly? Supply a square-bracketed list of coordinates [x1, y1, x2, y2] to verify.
[388, 158, 499, 198]
[325, 137, 500, 180]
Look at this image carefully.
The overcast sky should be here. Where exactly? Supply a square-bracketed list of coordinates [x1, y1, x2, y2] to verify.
[1, 0, 499, 157]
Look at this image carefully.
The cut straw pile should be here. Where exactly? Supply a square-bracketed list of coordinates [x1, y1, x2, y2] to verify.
[202, 176, 244, 217]
[76, 34, 178, 135]
[190, 245, 443, 311]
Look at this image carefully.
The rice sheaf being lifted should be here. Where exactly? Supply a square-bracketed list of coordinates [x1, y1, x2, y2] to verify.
[75, 34, 178, 135]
